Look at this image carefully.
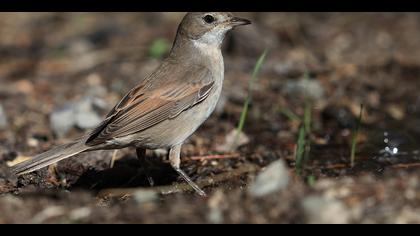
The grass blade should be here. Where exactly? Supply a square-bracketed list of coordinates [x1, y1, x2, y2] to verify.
[295, 125, 306, 175]
[304, 99, 312, 135]
[350, 104, 364, 167]
[279, 108, 301, 121]
[232, 49, 268, 150]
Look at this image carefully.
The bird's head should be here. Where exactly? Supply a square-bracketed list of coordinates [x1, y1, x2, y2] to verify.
[177, 12, 251, 47]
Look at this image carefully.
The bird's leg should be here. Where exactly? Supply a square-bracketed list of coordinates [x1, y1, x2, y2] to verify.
[136, 148, 155, 186]
[109, 150, 119, 168]
[169, 144, 206, 197]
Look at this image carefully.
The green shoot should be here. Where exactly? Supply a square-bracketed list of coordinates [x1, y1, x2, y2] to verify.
[307, 175, 316, 187]
[295, 71, 313, 176]
[232, 49, 268, 150]
[295, 125, 306, 175]
[350, 104, 364, 168]
[280, 108, 301, 121]
[304, 99, 312, 135]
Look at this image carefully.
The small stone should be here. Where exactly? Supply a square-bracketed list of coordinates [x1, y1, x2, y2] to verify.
[301, 195, 351, 224]
[69, 39, 94, 56]
[0, 104, 7, 129]
[75, 111, 102, 130]
[207, 190, 225, 224]
[133, 189, 158, 204]
[74, 98, 102, 130]
[248, 159, 290, 197]
[50, 104, 76, 138]
[0, 195, 23, 208]
[27, 137, 40, 147]
[91, 97, 109, 111]
[216, 129, 250, 152]
[50, 96, 105, 137]
[13, 79, 34, 95]
[283, 78, 325, 101]
[395, 207, 420, 224]
[69, 207, 91, 221]
[386, 104, 405, 120]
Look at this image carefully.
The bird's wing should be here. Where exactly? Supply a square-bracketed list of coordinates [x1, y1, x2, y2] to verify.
[85, 64, 214, 146]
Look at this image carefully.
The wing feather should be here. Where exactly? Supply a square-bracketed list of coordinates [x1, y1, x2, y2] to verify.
[86, 64, 214, 146]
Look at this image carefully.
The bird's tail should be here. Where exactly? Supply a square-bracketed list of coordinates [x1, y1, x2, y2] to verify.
[11, 138, 89, 176]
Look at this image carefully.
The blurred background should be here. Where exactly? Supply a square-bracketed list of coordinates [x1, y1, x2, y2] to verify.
[0, 13, 419, 223]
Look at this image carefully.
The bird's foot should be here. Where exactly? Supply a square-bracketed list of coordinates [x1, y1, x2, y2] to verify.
[174, 167, 206, 197]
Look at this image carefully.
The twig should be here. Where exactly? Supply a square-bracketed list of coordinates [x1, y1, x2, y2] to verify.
[323, 163, 348, 169]
[232, 49, 268, 150]
[182, 153, 241, 161]
[391, 163, 420, 169]
[97, 163, 259, 198]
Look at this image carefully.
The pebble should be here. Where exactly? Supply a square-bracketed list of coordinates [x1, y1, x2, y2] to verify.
[301, 195, 351, 224]
[248, 159, 290, 197]
[0, 104, 7, 129]
[216, 129, 250, 152]
[50, 96, 105, 137]
[395, 207, 420, 224]
[133, 189, 158, 204]
[283, 78, 325, 101]
[74, 98, 102, 130]
[50, 103, 75, 138]
[69, 207, 92, 221]
[207, 190, 225, 224]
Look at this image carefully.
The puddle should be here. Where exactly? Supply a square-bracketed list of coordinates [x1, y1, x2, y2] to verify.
[307, 123, 420, 177]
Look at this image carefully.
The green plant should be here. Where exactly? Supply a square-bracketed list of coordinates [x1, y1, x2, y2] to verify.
[307, 175, 316, 187]
[295, 125, 306, 175]
[279, 108, 301, 121]
[350, 104, 364, 167]
[295, 72, 313, 175]
[232, 49, 268, 149]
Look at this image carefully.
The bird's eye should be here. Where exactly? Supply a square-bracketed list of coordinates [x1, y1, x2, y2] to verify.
[203, 15, 215, 24]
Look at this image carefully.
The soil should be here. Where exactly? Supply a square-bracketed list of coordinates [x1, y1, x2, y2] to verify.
[0, 13, 419, 223]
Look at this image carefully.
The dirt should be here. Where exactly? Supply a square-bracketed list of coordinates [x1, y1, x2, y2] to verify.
[0, 12, 420, 224]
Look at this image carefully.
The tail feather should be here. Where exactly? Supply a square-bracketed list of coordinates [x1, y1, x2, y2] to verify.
[11, 139, 88, 175]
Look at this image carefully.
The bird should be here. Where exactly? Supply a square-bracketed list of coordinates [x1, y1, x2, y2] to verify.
[11, 12, 251, 197]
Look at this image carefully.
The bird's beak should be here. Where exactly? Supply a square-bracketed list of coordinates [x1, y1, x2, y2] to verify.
[229, 16, 252, 27]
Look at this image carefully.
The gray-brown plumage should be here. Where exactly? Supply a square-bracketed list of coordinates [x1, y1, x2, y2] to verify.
[11, 12, 251, 196]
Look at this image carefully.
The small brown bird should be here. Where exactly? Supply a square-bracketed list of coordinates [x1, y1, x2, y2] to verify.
[11, 12, 251, 196]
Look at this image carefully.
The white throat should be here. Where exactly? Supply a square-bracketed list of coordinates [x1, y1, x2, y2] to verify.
[191, 27, 230, 57]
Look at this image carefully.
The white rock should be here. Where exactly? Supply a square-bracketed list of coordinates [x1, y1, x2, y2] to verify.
[302, 195, 351, 224]
[248, 159, 290, 197]
[207, 190, 225, 224]
[133, 189, 158, 204]
[395, 207, 420, 224]
[69, 207, 91, 221]
[283, 78, 325, 101]
[50, 97, 105, 137]
[74, 97, 103, 130]
[75, 111, 102, 130]
[50, 104, 76, 138]
[216, 129, 250, 152]
[0, 104, 7, 128]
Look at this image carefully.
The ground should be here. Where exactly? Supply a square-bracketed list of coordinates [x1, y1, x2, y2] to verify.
[0, 13, 419, 223]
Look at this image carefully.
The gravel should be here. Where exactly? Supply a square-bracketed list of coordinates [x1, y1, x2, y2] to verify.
[248, 159, 290, 197]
